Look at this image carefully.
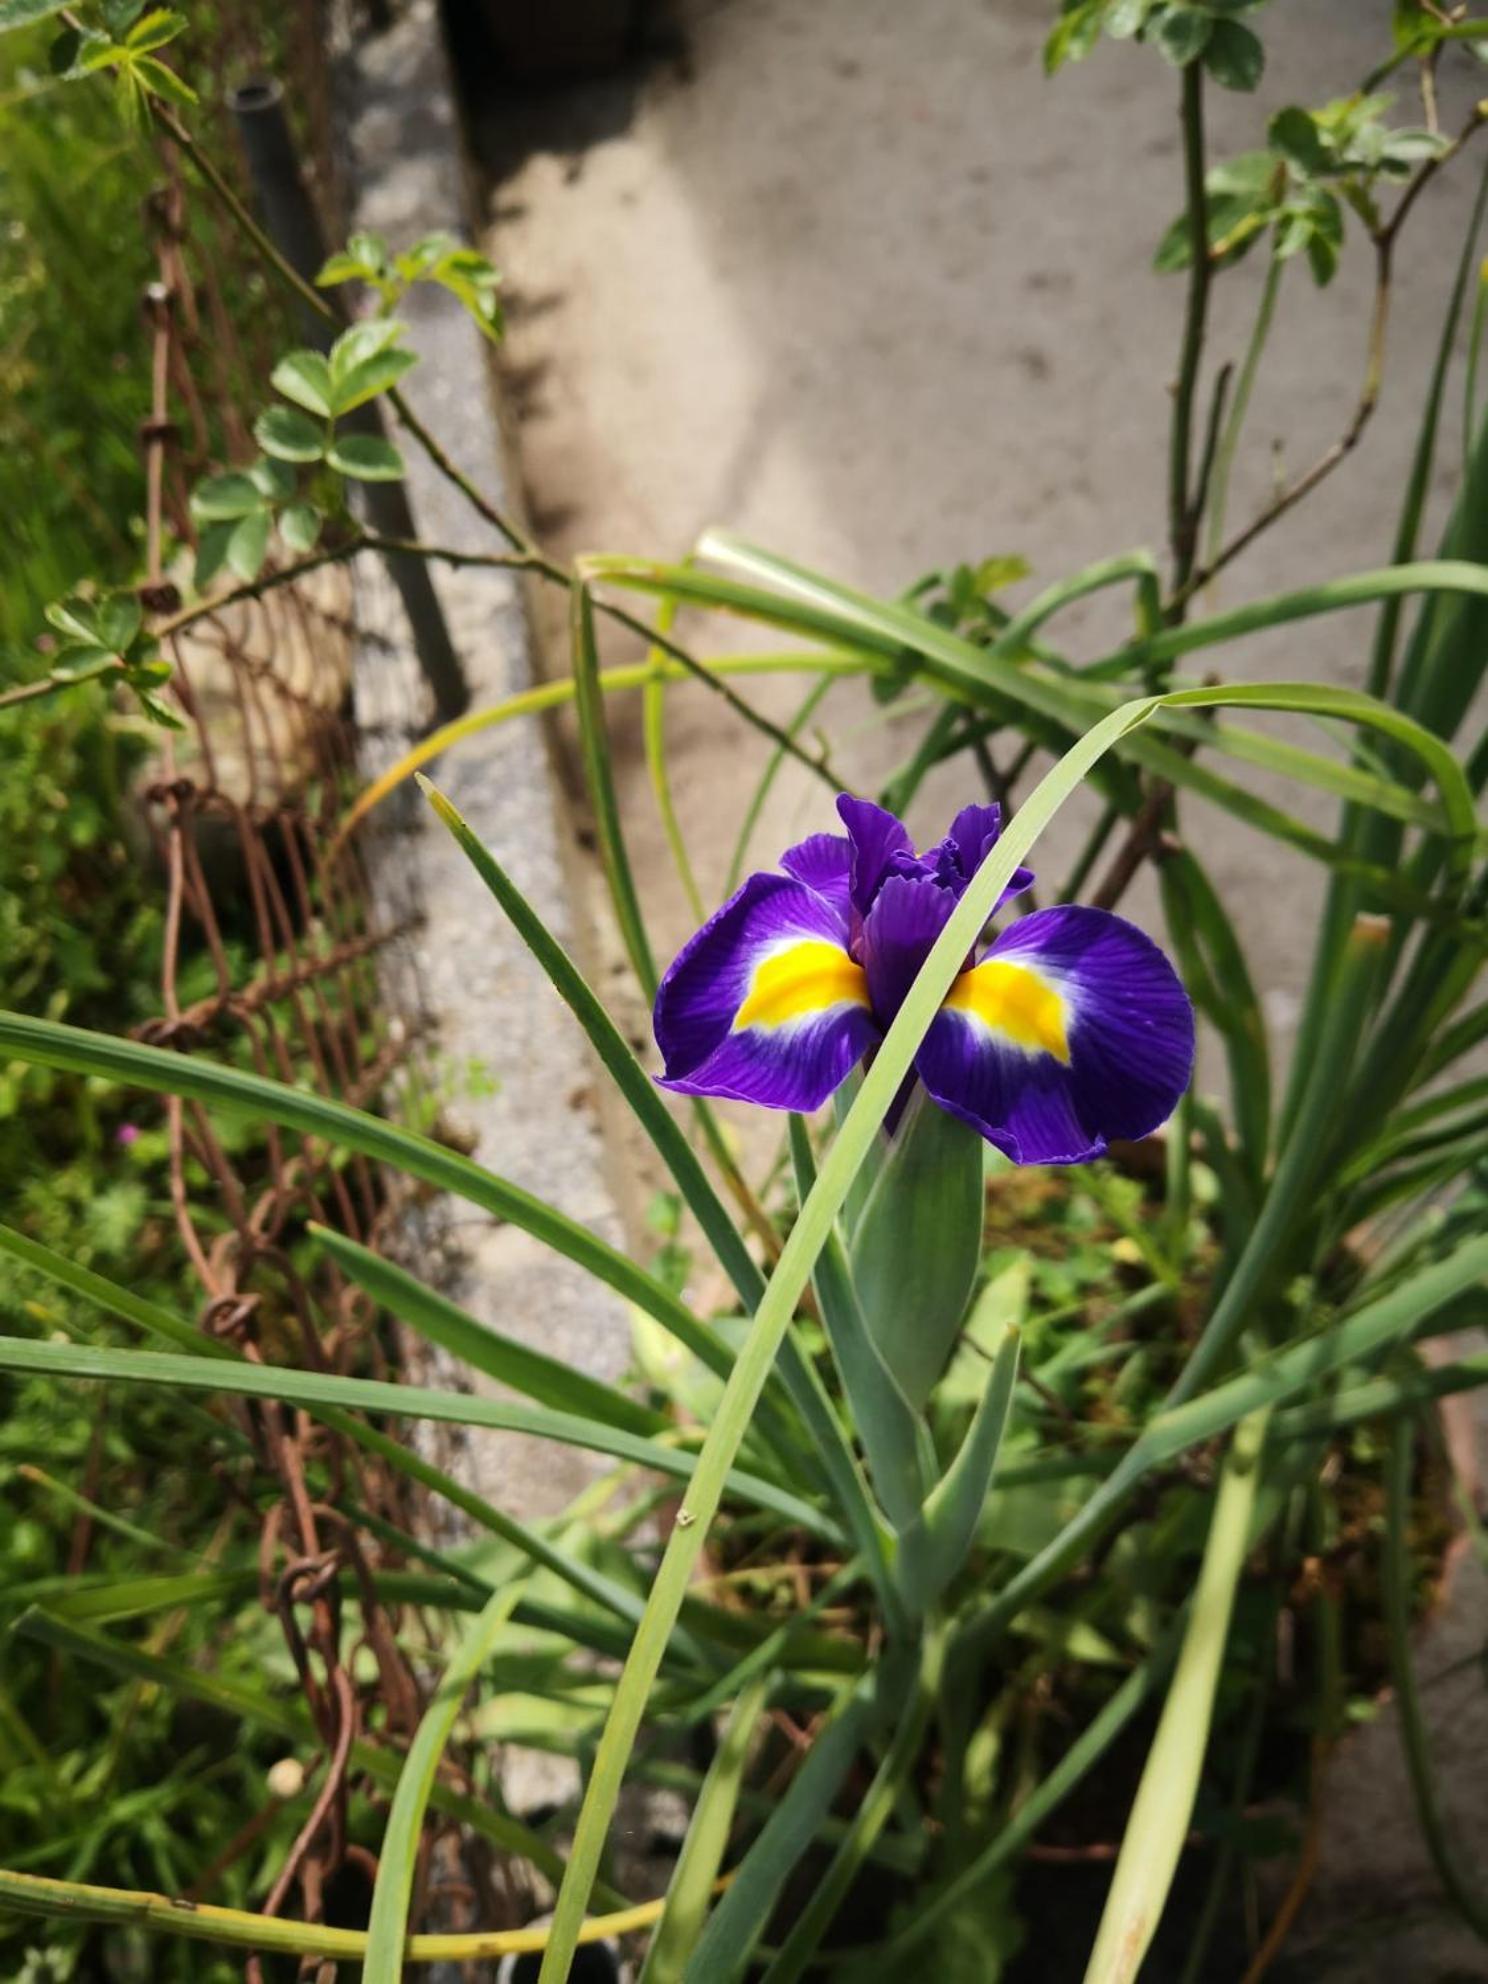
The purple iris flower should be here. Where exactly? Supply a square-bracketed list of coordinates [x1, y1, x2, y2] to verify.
[653, 796, 1194, 1165]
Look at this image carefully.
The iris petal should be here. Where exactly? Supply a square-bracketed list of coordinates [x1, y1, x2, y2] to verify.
[654, 871, 879, 1110]
[916, 905, 1194, 1163]
[859, 873, 959, 1026]
[780, 831, 853, 919]
[836, 795, 916, 917]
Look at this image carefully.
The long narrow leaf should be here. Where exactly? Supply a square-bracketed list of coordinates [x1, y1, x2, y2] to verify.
[0, 1335, 834, 1536]
[903, 1326, 1020, 1615]
[640, 1676, 769, 1983]
[0, 1011, 729, 1377]
[310, 1222, 664, 1436]
[1081, 1411, 1269, 1984]
[418, 778, 888, 1553]
[364, 1580, 528, 1982]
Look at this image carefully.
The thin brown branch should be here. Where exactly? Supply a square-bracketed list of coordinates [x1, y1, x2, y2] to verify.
[1168, 61, 1213, 601]
[1090, 780, 1176, 914]
[1177, 103, 1488, 607]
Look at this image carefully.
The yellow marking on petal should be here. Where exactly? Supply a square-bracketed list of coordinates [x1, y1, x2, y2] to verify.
[943, 959, 1070, 1062]
[734, 941, 870, 1032]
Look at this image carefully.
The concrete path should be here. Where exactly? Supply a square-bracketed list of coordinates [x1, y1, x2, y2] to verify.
[470, 0, 1483, 1070]
[459, 1, 1488, 1972]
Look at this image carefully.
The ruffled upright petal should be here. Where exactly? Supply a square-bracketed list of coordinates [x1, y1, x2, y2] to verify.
[859, 873, 959, 1026]
[654, 872, 879, 1110]
[836, 795, 917, 917]
[916, 906, 1193, 1163]
[780, 831, 853, 920]
[927, 801, 1036, 911]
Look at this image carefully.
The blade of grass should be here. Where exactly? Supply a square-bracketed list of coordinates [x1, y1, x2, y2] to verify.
[726, 675, 835, 895]
[333, 651, 864, 848]
[639, 1676, 770, 1984]
[760, 1630, 946, 1984]
[0, 1011, 731, 1380]
[905, 1326, 1021, 1616]
[682, 1679, 878, 1982]
[572, 579, 658, 995]
[15, 1607, 579, 1886]
[0, 1335, 834, 1536]
[364, 1579, 529, 1983]
[310, 1221, 665, 1436]
[536, 674, 1476, 1979]
[1081, 1410, 1269, 1984]
[418, 779, 886, 1554]
[642, 587, 706, 924]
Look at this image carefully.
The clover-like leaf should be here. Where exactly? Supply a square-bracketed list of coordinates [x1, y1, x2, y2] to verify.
[255, 405, 325, 463]
[327, 433, 406, 481]
[271, 349, 336, 419]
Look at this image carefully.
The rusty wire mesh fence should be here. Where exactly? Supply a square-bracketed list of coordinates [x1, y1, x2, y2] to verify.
[115, 121, 496, 1946]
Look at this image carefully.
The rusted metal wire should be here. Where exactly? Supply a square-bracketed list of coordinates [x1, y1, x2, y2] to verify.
[130, 140, 444, 1960]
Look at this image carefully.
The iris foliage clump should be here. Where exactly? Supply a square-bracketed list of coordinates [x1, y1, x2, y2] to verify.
[4, 2, 1488, 1980]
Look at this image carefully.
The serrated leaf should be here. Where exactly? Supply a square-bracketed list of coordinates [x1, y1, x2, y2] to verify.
[434, 269, 504, 341]
[133, 54, 197, 106]
[43, 598, 100, 644]
[254, 405, 325, 463]
[190, 471, 264, 522]
[329, 316, 405, 375]
[225, 508, 271, 581]
[134, 687, 187, 731]
[1043, 0, 1104, 74]
[124, 6, 184, 49]
[95, 596, 142, 653]
[1269, 106, 1330, 176]
[49, 644, 119, 678]
[278, 502, 323, 554]
[329, 345, 417, 416]
[76, 30, 119, 71]
[1202, 18, 1263, 91]
[193, 521, 234, 590]
[271, 349, 335, 418]
[316, 253, 376, 287]
[0, 0, 72, 30]
[1106, 0, 1155, 37]
[327, 433, 406, 481]
[1152, 5, 1212, 65]
[101, 0, 143, 31]
[47, 24, 80, 69]
[248, 455, 296, 503]
[971, 554, 1031, 595]
[346, 230, 389, 274]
